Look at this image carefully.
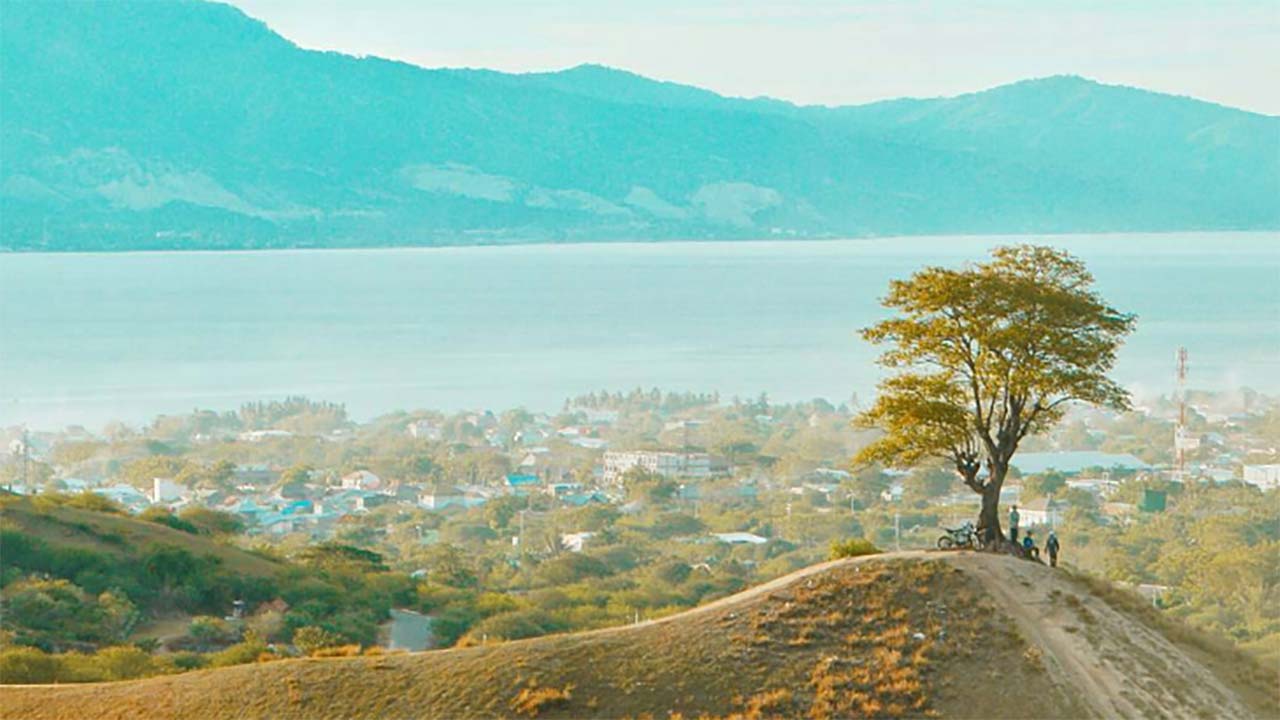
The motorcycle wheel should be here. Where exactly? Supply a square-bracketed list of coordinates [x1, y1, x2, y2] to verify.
[937, 536, 955, 550]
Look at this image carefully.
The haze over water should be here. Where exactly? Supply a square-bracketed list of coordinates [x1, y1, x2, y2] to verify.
[2, 232, 1276, 430]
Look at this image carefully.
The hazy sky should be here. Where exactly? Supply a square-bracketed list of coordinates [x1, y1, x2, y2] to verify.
[229, 0, 1279, 114]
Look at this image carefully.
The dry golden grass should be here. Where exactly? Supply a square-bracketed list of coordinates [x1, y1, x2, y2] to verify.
[2, 553, 1261, 720]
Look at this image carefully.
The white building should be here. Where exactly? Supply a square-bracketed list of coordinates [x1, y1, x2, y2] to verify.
[1243, 464, 1280, 491]
[151, 477, 188, 504]
[712, 531, 768, 545]
[341, 470, 383, 491]
[560, 531, 596, 553]
[406, 419, 443, 441]
[237, 429, 294, 443]
[1018, 497, 1066, 528]
[602, 450, 712, 484]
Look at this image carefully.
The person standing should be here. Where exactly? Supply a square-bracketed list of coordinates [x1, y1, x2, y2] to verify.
[1046, 531, 1061, 568]
[1008, 505, 1020, 544]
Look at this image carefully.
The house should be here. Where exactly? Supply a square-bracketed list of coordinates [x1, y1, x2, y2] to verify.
[602, 450, 712, 484]
[234, 464, 278, 485]
[712, 531, 768, 545]
[879, 481, 905, 504]
[505, 474, 541, 495]
[547, 482, 584, 497]
[406, 419, 443, 441]
[152, 477, 188, 504]
[256, 512, 296, 536]
[1019, 497, 1066, 528]
[418, 485, 468, 510]
[238, 430, 294, 443]
[559, 491, 610, 507]
[1063, 477, 1119, 500]
[341, 470, 383, 491]
[93, 484, 151, 512]
[1243, 464, 1280, 491]
[560, 531, 596, 553]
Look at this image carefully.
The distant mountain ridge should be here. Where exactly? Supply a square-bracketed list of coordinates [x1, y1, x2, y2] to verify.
[2, 0, 1277, 251]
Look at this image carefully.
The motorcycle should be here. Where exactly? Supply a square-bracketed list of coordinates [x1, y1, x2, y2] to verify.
[937, 521, 980, 550]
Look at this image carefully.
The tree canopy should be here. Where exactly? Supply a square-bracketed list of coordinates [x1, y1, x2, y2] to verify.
[855, 245, 1135, 539]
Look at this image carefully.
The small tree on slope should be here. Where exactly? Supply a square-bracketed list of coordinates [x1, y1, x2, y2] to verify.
[854, 245, 1135, 546]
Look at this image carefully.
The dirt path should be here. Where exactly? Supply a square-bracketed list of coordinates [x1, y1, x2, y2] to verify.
[947, 552, 1256, 719]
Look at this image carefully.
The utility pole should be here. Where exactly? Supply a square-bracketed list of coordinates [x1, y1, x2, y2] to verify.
[20, 428, 31, 494]
[1174, 348, 1191, 482]
[894, 512, 901, 551]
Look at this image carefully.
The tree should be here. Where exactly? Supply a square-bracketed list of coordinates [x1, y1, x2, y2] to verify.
[855, 246, 1134, 545]
[178, 507, 245, 536]
[292, 625, 343, 655]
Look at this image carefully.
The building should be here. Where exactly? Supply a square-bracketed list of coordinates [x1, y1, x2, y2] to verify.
[1011, 452, 1150, 476]
[1018, 497, 1065, 528]
[341, 470, 383, 491]
[712, 531, 768, 545]
[602, 450, 712, 484]
[418, 485, 469, 510]
[1243, 464, 1280, 491]
[560, 531, 596, 553]
[505, 474, 541, 495]
[151, 477, 188, 504]
[406, 419, 443, 441]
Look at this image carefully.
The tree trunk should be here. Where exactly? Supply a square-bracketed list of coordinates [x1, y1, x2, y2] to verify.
[977, 462, 1009, 548]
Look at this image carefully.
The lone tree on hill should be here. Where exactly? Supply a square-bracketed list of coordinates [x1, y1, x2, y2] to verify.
[854, 245, 1135, 546]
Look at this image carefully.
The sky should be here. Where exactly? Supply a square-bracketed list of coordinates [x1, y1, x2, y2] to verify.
[228, 0, 1280, 114]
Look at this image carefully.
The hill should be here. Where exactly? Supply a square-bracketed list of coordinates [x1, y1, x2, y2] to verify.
[1, 496, 281, 580]
[2, 0, 1277, 251]
[3, 552, 1275, 719]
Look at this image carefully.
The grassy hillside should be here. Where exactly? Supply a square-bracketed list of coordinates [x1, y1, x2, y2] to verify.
[1, 496, 281, 579]
[4, 553, 1275, 719]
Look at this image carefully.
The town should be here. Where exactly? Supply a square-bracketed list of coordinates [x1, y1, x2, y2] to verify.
[3, 385, 1277, 672]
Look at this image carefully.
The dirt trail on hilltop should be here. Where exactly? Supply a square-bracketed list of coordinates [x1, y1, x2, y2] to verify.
[947, 552, 1256, 719]
[2, 551, 1272, 720]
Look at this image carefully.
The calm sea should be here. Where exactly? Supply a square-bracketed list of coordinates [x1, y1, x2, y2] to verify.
[1, 233, 1277, 430]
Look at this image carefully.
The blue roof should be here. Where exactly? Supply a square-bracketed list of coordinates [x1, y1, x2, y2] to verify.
[560, 492, 607, 507]
[506, 474, 540, 486]
[1012, 452, 1150, 475]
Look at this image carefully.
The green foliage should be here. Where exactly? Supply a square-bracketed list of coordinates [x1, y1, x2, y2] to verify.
[1021, 471, 1067, 500]
[855, 245, 1135, 530]
[1, 578, 139, 650]
[139, 506, 199, 534]
[295, 543, 388, 575]
[829, 538, 881, 560]
[534, 554, 612, 587]
[292, 625, 344, 655]
[467, 609, 568, 643]
[178, 507, 245, 536]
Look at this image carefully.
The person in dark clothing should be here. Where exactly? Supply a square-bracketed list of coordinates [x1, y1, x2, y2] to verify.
[1046, 531, 1060, 568]
[1008, 505, 1020, 544]
[1021, 531, 1039, 560]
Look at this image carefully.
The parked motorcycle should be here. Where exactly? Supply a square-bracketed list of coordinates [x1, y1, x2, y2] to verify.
[937, 522, 979, 550]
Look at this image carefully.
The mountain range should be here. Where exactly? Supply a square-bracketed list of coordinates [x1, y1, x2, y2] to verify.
[2, 0, 1278, 251]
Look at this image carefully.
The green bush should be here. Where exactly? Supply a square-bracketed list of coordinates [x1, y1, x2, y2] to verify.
[829, 538, 881, 560]
[0, 646, 61, 683]
[292, 625, 343, 655]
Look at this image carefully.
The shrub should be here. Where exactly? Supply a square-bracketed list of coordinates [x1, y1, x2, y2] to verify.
[829, 538, 881, 560]
[510, 680, 574, 717]
[209, 636, 268, 667]
[93, 645, 156, 680]
[0, 646, 61, 683]
[293, 625, 343, 655]
[310, 644, 362, 658]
